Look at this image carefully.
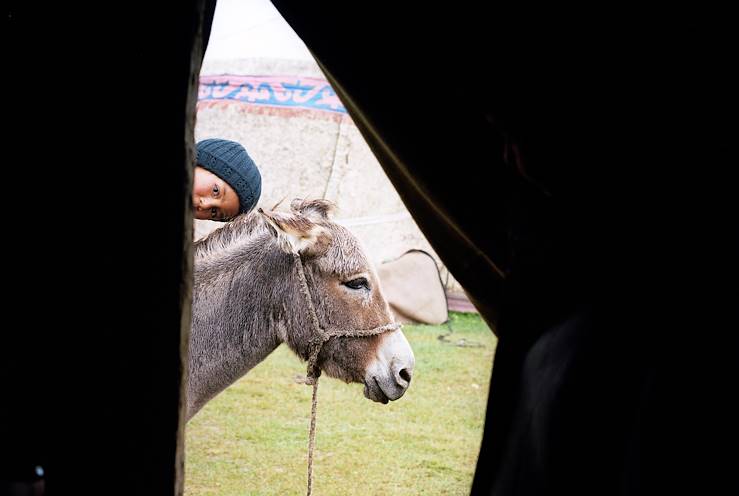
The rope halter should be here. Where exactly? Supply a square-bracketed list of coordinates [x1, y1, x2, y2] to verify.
[292, 252, 401, 384]
[291, 252, 401, 495]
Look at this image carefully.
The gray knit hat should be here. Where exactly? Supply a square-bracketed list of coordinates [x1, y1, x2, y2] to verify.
[196, 139, 262, 214]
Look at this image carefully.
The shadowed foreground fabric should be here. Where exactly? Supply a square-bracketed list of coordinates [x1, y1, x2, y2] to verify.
[4, 2, 736, 495]
[271, 3, 738, 495]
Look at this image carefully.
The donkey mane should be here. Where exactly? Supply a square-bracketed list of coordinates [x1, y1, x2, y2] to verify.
[193, 211, 268, 265]
[193, 199, 337, 268]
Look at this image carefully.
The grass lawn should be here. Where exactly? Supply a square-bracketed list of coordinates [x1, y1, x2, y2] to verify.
[185, 312, 497, 495]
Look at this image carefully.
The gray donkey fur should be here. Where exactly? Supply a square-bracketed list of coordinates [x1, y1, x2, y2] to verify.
[187, 199, 405, 420]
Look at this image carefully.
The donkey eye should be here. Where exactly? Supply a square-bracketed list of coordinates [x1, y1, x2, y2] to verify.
[343, 277, 369, 290]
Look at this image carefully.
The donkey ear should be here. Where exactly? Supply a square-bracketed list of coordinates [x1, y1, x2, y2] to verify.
[290, 198, 336, 221]
[259, 208, 331, 257]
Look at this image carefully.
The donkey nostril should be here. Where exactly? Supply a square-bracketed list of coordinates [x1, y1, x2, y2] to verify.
[398, 368, 412, 384]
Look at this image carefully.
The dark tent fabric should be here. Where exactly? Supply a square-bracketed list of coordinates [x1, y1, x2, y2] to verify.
[4, 2, 736, 495]
[5, 3, 205, 494]
[270, 3, 738, 495]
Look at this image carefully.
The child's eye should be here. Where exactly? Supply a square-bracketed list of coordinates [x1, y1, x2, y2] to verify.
[212, 184, 220, 196]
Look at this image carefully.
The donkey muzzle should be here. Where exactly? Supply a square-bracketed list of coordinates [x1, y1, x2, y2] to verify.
[364, 329, 415, 403]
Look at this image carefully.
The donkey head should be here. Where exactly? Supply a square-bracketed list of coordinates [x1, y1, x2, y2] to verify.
[260, 199, 415, 403]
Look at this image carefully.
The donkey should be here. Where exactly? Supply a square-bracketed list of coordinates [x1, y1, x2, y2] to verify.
[187, 199, 415, 420]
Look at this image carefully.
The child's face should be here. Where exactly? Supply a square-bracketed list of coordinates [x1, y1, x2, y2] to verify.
[192, 166, 240, 221]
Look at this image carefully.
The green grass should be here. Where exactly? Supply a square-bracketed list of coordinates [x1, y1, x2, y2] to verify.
[185, 312, 497, 495]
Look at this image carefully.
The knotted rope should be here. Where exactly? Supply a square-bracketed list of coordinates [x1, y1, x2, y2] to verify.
[292, 253, 400, 496]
